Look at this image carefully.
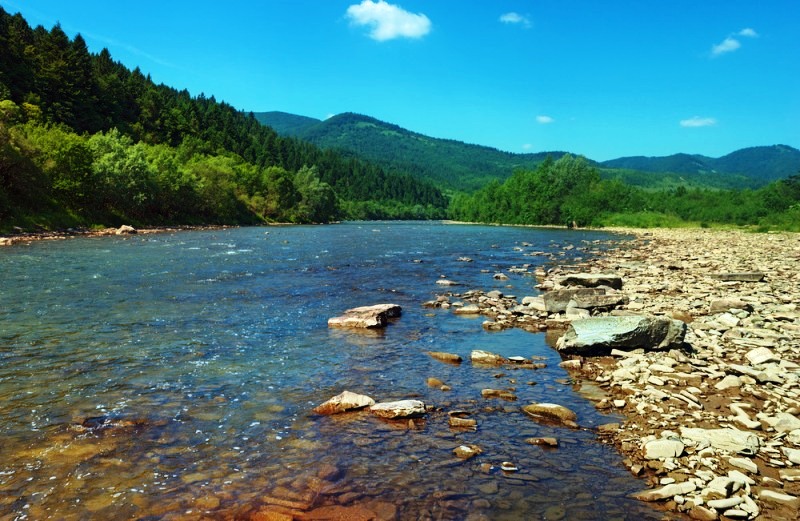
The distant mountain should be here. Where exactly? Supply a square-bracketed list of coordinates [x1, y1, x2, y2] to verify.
[601, 145, 800, 184]
[252, 111, 320, 136]
[255, 111, 800, 192]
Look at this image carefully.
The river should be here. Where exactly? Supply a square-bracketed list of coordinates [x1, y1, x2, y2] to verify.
[0, 222, 664, 520]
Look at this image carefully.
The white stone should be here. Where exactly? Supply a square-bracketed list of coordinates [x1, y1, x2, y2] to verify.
[369, 400, 426, 419]
[728, 457, 758, 474]
[707, 496, 742, 509]
[644, 438, 685, 460]
[782, 446, 800, 465]
[759, 489, 800, 507]
[745, 347, 780, 366]
[680, 427, 761, 455]
[715, 375, 742, 390]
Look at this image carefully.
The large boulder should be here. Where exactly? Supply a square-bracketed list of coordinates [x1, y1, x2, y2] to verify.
[556, 315, 686, 355]
[558, 273, 623, 290]
[328, 304, 402, 329]
[313, 390, 375, 415]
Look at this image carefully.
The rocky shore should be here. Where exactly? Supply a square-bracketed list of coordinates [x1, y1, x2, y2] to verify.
[0, 224, 234, 246]
[434, 227, 800, 520]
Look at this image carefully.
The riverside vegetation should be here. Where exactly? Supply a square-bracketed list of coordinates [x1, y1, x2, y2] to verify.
[0, 7, 446, 232]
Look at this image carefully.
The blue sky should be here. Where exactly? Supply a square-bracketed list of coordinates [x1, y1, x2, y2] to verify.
[2, 0, 798, 160]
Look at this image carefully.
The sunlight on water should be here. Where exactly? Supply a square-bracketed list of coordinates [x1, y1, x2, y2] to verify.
[0, 222, 662, 520]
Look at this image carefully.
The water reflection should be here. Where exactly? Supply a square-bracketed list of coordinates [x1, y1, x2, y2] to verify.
[0, 223, 663, 519]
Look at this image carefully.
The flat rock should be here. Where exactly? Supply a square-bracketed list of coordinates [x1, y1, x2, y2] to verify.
[558, 273, 623, 290]
[543, 288, 605, 313]
[556, 315, 686, 355]
[679, 427, 761, 455]
[370, 400, 426, 419]
[710, 272, 766, 282]
[643, 438, 684, 460]
[453, 304, 481, 315]
[328, 304, 402, 329]
[758, 489, 800, 508]
[710, 298, 754, 313]
[745, 347, 780, 366]
[313, 390, 375, 415]
[633, 481, 696, 501]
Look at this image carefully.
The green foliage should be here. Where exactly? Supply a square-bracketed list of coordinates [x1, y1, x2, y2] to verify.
[0, 7, 447, 230]
[449, 154, 800, 230]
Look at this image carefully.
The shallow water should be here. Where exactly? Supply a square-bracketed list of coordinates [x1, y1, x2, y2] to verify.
[0, 222, 662, 520]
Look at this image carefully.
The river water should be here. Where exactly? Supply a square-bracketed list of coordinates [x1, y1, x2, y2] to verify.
[0, 222, 664, 520]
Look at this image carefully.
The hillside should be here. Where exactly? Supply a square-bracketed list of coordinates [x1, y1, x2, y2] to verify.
[601, 145, 800, 184]
[256, 111, 799, 192]
[0, 7, 447, 230]
[256, 111, 571, 191]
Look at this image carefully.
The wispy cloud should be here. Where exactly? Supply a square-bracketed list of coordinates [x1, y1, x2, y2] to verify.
[346, 0, 431, 41]
[499, 12, 531, 28]
[711, 27, 758, 57]
[536, 115, 554, 124]
[680, 116, 717, 128]
[522, 143, 533, 150]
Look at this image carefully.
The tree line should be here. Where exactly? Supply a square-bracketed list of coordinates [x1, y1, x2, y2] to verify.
[0, 7, 446, 230]
[449, 155, 800, 231]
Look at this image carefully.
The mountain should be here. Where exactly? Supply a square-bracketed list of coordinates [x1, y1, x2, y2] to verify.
[601, 145, 800, 184]
[255, 111, 800, 192]
[255, 111, 572, 191]
[253, 111, 320, 136]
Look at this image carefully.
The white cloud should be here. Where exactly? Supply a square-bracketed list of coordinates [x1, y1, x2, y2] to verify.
[346, 1, 431, 41]
[711, 37, 741, 56]
[536, 115, 554, 124]
[522, 143, 533, 150]
[499, 12, 531, 28]
[711, 28, 757, 56]
[680, 116, 717, 128]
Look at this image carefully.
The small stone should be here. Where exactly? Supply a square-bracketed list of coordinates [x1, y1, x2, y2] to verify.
[500, 461, 519, 472]
[427, 351, 462, 364]
[471, 350, 506, 364]
[522, 403, 578, 425]
[728, 457, 758, 474]
[313, 390, 375, 415]
[715, 375, 742, 390]
[525, 437, 559, 447]
[453, 444, 482, 460]
[759, 489, 800, 508]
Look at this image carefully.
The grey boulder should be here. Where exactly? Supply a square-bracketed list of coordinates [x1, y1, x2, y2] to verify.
[556, 315, 686, 355]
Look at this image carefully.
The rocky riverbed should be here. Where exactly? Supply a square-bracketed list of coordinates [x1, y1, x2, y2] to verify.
[435, 227, 800, 520]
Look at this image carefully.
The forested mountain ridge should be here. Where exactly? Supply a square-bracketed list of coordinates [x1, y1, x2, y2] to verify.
[601, 145, 800, 183]
[255, 111, 799, 192]
[255, 111, 572, 191]
[0, 7, 446, 231]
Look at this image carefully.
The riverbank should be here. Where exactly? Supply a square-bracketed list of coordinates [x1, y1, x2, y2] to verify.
[547, 228, 800, 520]
[0, 224, 236, 246]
